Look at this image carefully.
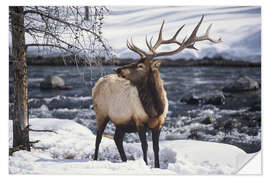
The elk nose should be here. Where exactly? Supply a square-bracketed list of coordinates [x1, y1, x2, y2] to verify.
[113, 68, 121, 74]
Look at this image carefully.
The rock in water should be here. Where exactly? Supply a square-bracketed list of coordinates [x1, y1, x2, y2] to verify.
[249, 103, 261, 112]
[200, 116, 216, 125]
[40, 75, 68, 90]
[223, 76, 259, 93]
[181, 90, 226, 105]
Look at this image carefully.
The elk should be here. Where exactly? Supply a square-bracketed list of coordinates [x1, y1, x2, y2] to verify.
[92, 15, 221, 168]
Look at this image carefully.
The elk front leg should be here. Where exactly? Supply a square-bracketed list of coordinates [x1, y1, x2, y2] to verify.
[152, 126, 161, 168]
[137, 125, 148, 165]
[114, 126, 127, 162]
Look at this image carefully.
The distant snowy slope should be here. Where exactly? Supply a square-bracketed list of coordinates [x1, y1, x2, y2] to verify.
[9, 118, 255, 174]
[103, 6, 261, 62]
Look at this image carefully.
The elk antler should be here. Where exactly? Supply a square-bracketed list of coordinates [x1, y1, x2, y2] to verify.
[127, 15, 222, 59]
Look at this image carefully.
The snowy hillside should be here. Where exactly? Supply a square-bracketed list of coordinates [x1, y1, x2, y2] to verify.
[9, 118, 255, 174]
[103, 6, 261, 62]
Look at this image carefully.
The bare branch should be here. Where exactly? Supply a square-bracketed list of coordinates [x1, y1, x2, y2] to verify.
[9, 6, 112, 63]
[25, 27, 80, 50]
[25, 43, 74, 53]
[24, 9, 101, 38]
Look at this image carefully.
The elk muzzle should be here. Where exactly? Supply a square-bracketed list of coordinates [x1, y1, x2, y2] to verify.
[113, 68, 121, 74]
[114, 68, 130, 78]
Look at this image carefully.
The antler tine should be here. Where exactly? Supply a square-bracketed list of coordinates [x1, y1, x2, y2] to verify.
[127, 39, 135, 50]
[127, 39, 136, 54]
[130, 37, 149, 58]
[131, 38, 141, 53]
[147, 22, 185, 54]
[186, 15, 204, 44]
[182, 36, 187, 45]
[197, 23, 222, 43]
[206, 23, 212, 35]
[152, 20, 165, 50]
[149, 36, 154, 49]
[171, 24, 185, 41]
[145, 36, 155, 54]
[127, 39, 139, 55]
[187, 16, 222, 45]
[126, 39, 132, 49]
[127, 38, 143, 58]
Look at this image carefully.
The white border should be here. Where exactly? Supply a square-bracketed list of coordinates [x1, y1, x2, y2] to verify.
[2, 0, 269, 179]
[6, 0, 264, 6]
[238, 151, 262, 174]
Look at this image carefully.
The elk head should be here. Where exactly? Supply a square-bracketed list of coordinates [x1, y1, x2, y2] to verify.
[114, 15, 222, 84]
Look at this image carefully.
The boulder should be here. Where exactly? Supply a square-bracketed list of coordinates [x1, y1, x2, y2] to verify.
[222, 76, 259, 93]
[181, 90, 226, 105]
[40, 75, 71, 90]
[200, 116, 216, 125]
[214, 120, 242, 130]
[243, 112, 261, 127]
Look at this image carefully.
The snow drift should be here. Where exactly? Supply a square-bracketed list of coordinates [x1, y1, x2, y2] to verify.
[9, 118, 255, 174]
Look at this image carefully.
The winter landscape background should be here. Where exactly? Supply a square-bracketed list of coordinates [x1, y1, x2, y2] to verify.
[26, 6, 261, 62]
[9, 6, 261, 175]
[101, 6, 260, 61]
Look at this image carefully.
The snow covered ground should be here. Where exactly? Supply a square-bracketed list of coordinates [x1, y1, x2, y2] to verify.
[102, 6, 261, 62]
[9, 118, 255, 175]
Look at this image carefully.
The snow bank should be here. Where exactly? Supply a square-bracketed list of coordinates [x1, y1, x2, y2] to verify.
[9, 118, 255, 174]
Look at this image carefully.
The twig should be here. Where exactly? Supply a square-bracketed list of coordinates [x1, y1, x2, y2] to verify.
[29, 140, 40, 144]
[31, 146, 49, 151]
[29, 128, 58, 134]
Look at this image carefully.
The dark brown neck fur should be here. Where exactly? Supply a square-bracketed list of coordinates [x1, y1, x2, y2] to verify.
[135, 70, 166, 118]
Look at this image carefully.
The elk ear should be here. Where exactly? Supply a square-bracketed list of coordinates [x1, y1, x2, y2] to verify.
[152, 60, 162, 69]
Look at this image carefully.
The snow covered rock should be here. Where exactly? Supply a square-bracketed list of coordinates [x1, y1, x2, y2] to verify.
[40, 75, 71, 90]
[9, 118, 256, 175]
[223, 76, 259, 93]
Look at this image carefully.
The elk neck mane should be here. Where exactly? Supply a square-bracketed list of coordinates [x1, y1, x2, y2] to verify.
[132, 69, 166, 119]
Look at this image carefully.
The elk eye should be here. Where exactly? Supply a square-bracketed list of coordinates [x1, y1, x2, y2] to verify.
[155, 62, 161, 67]
[137, 63, 145, 69]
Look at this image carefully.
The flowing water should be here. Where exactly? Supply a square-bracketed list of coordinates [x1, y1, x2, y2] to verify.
[9, 65, 261, 153]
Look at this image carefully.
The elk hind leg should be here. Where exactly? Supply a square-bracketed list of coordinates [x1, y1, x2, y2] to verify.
[94, 117, 109, 160]
[114, 126, 127, 162]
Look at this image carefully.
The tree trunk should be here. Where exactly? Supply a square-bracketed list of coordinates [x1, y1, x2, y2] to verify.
[10, 6, 30, 151]
[84, 6, 89, 21]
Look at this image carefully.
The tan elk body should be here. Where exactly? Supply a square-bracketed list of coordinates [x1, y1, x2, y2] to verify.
[92, 15, 221, 168]
[92, 74, 168, 128]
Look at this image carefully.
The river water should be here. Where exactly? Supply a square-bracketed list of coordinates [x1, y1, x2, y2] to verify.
[9, 65, 261, 153]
